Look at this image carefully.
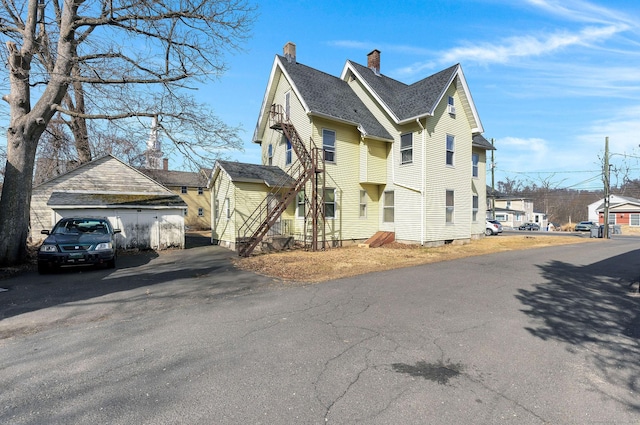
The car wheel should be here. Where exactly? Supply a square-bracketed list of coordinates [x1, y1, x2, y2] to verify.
[485, 228, 494, 236]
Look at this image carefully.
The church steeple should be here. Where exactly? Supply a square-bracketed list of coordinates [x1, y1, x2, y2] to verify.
[145, 115, 163, 169]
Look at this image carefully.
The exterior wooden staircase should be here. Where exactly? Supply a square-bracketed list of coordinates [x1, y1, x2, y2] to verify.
[237, 104, 326, 257]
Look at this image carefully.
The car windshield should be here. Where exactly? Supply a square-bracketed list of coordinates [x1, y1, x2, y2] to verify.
[53, 219, 110, 235]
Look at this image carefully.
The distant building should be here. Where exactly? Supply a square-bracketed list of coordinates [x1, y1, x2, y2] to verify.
[140, 159, 211, 231]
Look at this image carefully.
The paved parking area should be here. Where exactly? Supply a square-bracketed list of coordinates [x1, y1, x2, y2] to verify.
[1, 239, 639, 424]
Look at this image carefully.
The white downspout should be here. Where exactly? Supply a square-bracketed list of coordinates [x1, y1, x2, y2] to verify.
[416, 118, 426, 245]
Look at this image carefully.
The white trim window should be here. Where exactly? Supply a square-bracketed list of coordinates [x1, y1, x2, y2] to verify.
[323, 129, 336, 163]
[324, 188, 336, 219]
[383, 191, 394, 223]
[285, 91, 291, 120]
[181, 186, 188, 194]
[472, 153, 479, 178]
[198, 187, 204, 195]
[608, 213, 616, 224]
[400, 133, 413, 164]
[267, 144, 273, 166]
[198, 207, 204, 217]
[285, 139, 292, 165]
[297, 191, 305, 218]
[448, 96, 455, 115]
[359, 190, 367, 218]
[446, 190, 454, 223]
[446, 135, 455, 166]
[225, 198, 231, 220]
[630, 213, 640, 226]
[472, 195, 478, 222]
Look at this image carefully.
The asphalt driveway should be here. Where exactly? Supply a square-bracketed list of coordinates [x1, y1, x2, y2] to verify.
[1, 238, 639, 424]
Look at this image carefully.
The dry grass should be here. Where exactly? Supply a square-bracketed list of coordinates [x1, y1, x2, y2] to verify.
[233, 234, 595, 283]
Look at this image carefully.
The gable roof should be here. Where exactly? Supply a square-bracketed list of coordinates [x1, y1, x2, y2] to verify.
[270, 55, 393, 141]
[342, 60, 484, 132]
[34, 154, 173, 194]
[594, 195, 640, 212]
[139, 168, 209, 188]
[213, 160, 296, 188]
[345, 61, 458, 122]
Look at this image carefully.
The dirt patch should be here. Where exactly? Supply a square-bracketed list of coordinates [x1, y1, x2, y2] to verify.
[233, 235, 595, 283]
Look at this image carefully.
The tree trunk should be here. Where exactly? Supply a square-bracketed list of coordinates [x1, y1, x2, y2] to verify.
[0, 128, 40, 265]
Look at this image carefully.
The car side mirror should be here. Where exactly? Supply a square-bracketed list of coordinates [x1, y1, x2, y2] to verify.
[41, 229, 50, 235]
[114, 229, 122, 234]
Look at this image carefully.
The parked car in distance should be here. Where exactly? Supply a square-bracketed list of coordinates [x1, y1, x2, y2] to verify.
[519, 222, 540, 231]
[486, 220, 502, 236]
[38, 217, 121, 274]
[488, 220, 503, 233]
[574, 221, 598, 231]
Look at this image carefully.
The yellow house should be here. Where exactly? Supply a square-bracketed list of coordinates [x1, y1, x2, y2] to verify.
[211, 42, 494, 255]
[141, 162, 211, 230]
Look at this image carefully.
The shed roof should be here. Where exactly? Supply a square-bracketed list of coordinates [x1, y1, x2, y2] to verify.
[216, 160, 296, 187]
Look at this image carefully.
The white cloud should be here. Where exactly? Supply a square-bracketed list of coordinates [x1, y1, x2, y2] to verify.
[526, 0, 637, 26]
[438, 24, 624, 66]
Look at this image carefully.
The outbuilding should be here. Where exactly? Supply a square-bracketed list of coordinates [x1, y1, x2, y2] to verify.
[31, 155, 187, 250]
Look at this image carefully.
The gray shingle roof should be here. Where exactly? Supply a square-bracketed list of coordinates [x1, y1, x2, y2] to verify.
[278, 56, 393, 140]
[48, 192, 187, 207]
[348, 61, 459, 121]
[473, 134, 495, 150]
[139, 168, 208, 187]
[217, 160, 296, 187]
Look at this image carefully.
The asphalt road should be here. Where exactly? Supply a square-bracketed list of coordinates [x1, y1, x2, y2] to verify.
[1, 238, 639, 424]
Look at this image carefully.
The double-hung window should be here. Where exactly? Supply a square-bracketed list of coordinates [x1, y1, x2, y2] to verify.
[324, 188, 336, 219]
[359, 190, 367, 218]
[446, 135, 455, 166]
[285, 139, 292, 165]
[400, 133, 413, 164]
[472, 195, 478, 222]
[267, 144, 273, 166]
[383, 191, 394, 223]
[631, 213, 640, 226]
[198, 187, 204, 195]
[323, 129, 336, 163]
[198, 207, 204, 217]
[446, 190, 454, 223]
[297, 191, 305, 218]
[181, 186, 188, 194]
[472, 153, 479, 177]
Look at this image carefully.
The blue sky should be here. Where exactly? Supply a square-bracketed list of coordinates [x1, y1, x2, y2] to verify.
[201, 0, 640, 191]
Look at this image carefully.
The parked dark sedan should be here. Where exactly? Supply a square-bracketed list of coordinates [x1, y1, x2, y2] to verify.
[38, 217, 121, 274]
[519, 222, 540, 231]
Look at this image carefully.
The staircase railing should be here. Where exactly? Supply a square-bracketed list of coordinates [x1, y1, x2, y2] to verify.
[237, 104, 323, 257]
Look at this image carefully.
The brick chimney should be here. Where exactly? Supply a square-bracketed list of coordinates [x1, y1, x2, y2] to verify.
[163, 158, 168, 171]
[367, 49, 380, 75]
[284, 42, 296, 64]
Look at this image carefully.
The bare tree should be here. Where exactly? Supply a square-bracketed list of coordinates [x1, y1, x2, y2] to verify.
[0, 0, 255, 265]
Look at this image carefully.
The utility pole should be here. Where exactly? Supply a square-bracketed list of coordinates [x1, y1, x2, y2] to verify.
[491, 138, 496, 220]
[603, 136, 610, 239]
